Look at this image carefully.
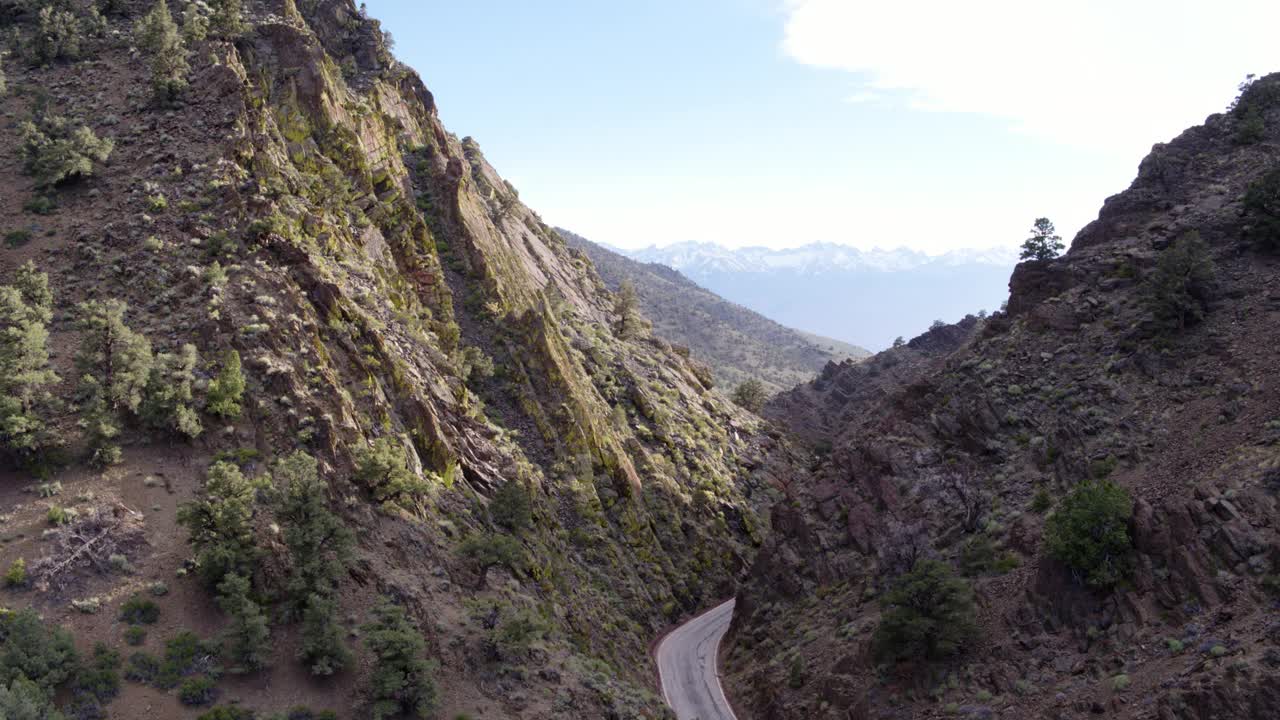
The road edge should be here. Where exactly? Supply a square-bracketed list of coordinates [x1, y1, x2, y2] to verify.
[650, 597, 740, 717]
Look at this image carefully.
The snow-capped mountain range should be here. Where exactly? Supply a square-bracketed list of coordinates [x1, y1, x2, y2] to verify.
[613, 241, 1020, 351]
[626, 241, 1020, 275]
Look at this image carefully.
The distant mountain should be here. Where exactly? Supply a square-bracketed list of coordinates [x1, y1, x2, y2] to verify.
[559, 229, 870, 394]
[625, 241, 1018, 350]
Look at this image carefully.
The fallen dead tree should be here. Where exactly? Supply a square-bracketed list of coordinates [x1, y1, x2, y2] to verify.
[30, 504, 147, 594]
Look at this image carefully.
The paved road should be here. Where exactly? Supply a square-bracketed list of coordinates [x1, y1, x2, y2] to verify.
[656, 599, 739, 720]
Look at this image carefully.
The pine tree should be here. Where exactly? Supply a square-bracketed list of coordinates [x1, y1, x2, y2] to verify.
[208, 0, 246, 39]
[361, 600, 438, 720]
[613, 279, 640, 338]
[872, 560, 977, 662]
[215, 573, 270, 674]
[276, 452, 354, 613]
[298, 592, 350, 676]
[19, 115, 114, 189]
[181, 2, 208, 43]
[730, 378, 767, 413]
[75, 299, 153, 414]
[1144, 230, 1215, 334]
[141, 344, 201, 438]
[136, 0, 189, 102]
[206, 349, 244, 419]
[177, 461, 260, 588]
[0, 263, 59, 459]
[489, 479, 532, 533]
[1019, 217, 1064, 262]
[30, 6, 84, 65]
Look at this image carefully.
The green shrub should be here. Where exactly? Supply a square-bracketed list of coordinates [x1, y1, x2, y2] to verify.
[1044, 479, 1133, 588]
[156, 631, 216, 689]
[23, 196, 56, 215]
[0, 675, 60, 720]
[177, 461, 261, 588]
[872, 560, 978, 663]
[119, 595, 161, 625]
[215, 573, 269, 674]
[1244, 168, 1280, 253]
[46, 505, 71, 525]
[458, 534, 525, 589]
[125, 625, 147, 646]
[730, 378, 767, 413]
[1143, 231, 1215, 334]
[362, 599, 438, 720]
[179, 675, 219, 706]
[491, 607, 549, 660]
[72, 642, 121, 702]
[1029, 487, 1052, 513]
[124, 652, 160, 683]
[197, 706, 255, 720]
[206, 350, 244, 419]
[787, 655, 805, 688]
[355, 436, 431, 509]
[19, 115, 114, 188]
[4, 558, 26, 588]
[4, 229, 31, 248]
[1166, 638, 1184, 654]
[489, 480, 532, 533]
[0, 608, 79, 693]
[1231, 75, 1279, 145]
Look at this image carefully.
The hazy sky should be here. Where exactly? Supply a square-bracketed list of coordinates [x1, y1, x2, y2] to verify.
[364, 0, 1277, 253]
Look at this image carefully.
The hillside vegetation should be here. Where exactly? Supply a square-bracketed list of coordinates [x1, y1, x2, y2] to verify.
[725, 74, 1280, 719]
[0, 2, 800, 718]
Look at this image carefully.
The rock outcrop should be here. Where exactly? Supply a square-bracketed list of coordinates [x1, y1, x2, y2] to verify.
[0, 2, 794, 717]
[726, 74, 1280, 719]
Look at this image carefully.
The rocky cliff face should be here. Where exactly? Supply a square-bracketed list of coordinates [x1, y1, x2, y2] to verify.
[0, 2, 791, 718]
[726, 76, 1280, 719]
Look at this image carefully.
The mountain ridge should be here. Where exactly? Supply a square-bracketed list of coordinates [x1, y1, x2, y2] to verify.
[724, 71, 1280, 720]
[618, 240, 1018, 351]
[559, 228, 870, 394]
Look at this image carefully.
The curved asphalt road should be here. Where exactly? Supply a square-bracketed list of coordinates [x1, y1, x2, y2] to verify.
[656, 599, 739, 720]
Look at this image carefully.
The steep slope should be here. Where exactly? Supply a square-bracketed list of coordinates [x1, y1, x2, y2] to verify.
[627, 241, 1017, 351]
[725, 76, 1280, 719]
[560, 228, 870, 394]
[0, 2, 795, 718]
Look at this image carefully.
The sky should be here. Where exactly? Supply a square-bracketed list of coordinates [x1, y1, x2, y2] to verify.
[364, 0, 1278, 254]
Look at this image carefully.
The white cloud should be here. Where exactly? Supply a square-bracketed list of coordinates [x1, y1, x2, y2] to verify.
[781, 0, 1280, 152]
[843, 90, 881, 104]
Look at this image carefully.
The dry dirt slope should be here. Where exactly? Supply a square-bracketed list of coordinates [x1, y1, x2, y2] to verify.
[0, 1, 803, 718]
[725, 75, 1280, 719]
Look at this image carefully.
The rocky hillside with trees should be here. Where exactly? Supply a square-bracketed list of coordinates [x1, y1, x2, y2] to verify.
[0, 1, 798, 718]
[723, 74, 1280, 719]
[559, 228, 869, 395]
